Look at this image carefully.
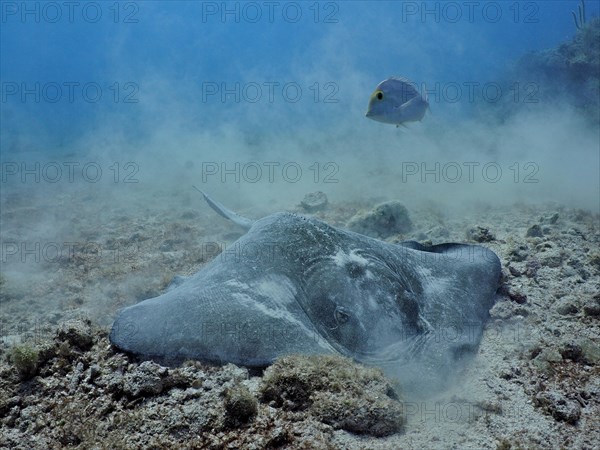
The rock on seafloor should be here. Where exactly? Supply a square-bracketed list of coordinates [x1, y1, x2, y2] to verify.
[347, 201, 413, 238]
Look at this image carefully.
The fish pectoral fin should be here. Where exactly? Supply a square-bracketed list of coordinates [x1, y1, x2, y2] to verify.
[400, 96, 420, 110]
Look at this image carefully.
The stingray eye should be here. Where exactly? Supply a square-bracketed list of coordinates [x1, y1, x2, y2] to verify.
[375, 90, 384, 100]
[334, 307, 350, 325]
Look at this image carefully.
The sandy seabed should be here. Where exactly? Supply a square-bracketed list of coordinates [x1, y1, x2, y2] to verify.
[0, 184, 598, 449]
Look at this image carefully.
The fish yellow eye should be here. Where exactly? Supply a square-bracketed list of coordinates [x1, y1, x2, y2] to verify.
[376, 90, 383, 100]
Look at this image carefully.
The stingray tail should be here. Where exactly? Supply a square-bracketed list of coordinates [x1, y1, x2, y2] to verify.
[193, 187, 255, 230]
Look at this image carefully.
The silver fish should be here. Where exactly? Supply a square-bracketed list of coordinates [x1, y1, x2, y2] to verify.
[366, 77, 429, 127]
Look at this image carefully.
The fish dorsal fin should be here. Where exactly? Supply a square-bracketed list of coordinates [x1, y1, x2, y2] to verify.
[193, 187, 255, 230]
[389, 77, 420, 89]
[389, 76, 415, 84]
[380, 76, 421, 105]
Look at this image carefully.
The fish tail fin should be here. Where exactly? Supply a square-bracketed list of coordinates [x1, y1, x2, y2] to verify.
[422, 84, 431, 113]
[422, 104, 432, 120]
[192, 186, 255, 230]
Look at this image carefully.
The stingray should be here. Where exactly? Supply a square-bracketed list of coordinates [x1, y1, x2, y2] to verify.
[110, 192, 501, 380]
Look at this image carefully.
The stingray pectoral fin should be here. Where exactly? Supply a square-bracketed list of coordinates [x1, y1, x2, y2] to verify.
[165, 275, 188, 292]
[403, 241, 502, 323]
[109, 278, 337, 366]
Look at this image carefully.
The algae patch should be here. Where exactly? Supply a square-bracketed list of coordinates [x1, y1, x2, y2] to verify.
[223, 383, 258, 427]
[259, 354, 405, 437]
[9, 344, 40, 380]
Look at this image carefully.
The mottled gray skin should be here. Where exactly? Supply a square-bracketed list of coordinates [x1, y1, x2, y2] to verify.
[110, 203, 502, 375]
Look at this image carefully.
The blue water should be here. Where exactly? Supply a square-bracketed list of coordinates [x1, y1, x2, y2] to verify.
[2, 1, 598, 149]
[0, 1, 598, 216]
